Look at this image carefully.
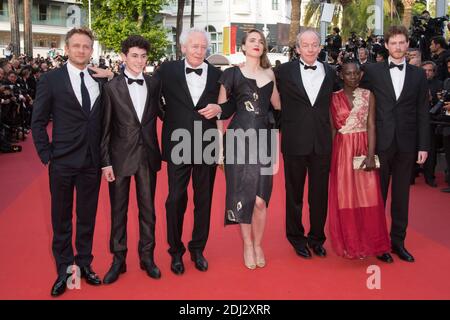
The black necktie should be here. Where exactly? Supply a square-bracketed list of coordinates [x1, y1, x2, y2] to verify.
[300, 61, 317, 70]
[80, 72, 91, 115]
[389, 62, 404, 71]
[124, 74, 144, 85]
[186, 67, 203, 76]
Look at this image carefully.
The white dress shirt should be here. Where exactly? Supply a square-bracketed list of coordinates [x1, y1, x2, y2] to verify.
[299, 58, 325, 106]
[124, 69, 147, 123]
[66, 60, 100, 109]
[185, 60, 207, 106]
[388, 57, 406, 100]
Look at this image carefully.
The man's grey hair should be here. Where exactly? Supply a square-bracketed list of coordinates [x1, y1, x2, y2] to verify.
[408, 47, 422, 58]
[358, 47, 369, 55]
[179, 27, 211, 47]
[421, 60, 437, 71]
[296, 29, 321, 48]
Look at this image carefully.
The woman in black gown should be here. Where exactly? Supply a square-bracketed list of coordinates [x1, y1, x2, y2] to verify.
[217, 29, 281, 269]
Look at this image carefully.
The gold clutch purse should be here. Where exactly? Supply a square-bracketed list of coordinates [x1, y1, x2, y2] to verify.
[353, 155, 380, 170]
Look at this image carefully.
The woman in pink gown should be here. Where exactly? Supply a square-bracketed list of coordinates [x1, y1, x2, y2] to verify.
[328, 61, 391, 259]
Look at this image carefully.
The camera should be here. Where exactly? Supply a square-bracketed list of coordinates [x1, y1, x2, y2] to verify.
[1, 87, 15, 103]
[412, 15, 428, 34]
[410, 14, 448, 60]
[430, 89, 450, 115]
[428, 15, 449, 36]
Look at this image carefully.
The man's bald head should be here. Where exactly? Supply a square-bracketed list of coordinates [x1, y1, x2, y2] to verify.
[296, 29, 321, 65]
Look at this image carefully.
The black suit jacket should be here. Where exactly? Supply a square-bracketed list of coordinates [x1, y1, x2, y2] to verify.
[100, 74, 162, 176]
[153, 60, 225, 162]
[361, 61, 430, 153]
[31, 64, 107, 168]
[276, 60, 336, 156]
[358, 60, 372, 72]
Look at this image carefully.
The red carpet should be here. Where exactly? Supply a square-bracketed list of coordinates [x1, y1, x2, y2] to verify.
[1, 130, 450, 300]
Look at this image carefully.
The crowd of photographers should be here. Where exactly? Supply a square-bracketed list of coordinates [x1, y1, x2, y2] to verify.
[0, 52, 125, 154]
[0, 55, 49, 153]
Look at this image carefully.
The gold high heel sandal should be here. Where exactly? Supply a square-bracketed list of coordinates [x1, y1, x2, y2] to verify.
[243, 245, 256, 270]
[254, 246, 266, 268]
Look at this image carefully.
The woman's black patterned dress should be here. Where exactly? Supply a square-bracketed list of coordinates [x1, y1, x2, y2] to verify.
[219, 66, 276, 225]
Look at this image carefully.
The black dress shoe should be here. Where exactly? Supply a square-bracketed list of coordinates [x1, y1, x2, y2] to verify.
[80, 265, 101, 285]
[309, 244, 327, 257]
[295, 247, 312, 259]
[441, 187, 450, 193]
[425, 178, 438, 187]
[140, 261, 161, 279]
[190, 252, 208, 272]
[103, 263, 126, 284]
[376, 253, 394, 263]
[392, 246, 415, 262]
[171, 256, 185, 275]
[51, 275, 68, 297]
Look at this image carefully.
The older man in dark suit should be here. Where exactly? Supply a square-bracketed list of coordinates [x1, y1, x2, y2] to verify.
[276, 29, 336, 259]
[152, 28, 234, 275]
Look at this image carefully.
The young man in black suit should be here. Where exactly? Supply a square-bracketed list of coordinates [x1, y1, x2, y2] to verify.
[101, 35, 162, 283]
[361, 25, 430, 263]
[31, 28, 113, 296]
[152, 28, 228, 275]
[276, 29, 336, 259]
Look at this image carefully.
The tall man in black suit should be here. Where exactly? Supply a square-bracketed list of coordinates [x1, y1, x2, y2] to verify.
[101, 36, 162, 283]
[31, 28, 113, 297]
[361, 25, 430, 263]
[276, 29, 336, 259]
[152, 28, 228, 275]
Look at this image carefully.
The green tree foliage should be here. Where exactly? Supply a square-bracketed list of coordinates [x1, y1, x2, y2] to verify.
[82, 0, 169, 62]
[412, 0, 427, 17]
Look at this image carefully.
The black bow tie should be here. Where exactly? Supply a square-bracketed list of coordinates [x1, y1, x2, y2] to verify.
[124, 74, 144, 85]
[389, 62, 404, 71]
[300, 61, 317, 70]
[186, 67, 203, 76]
